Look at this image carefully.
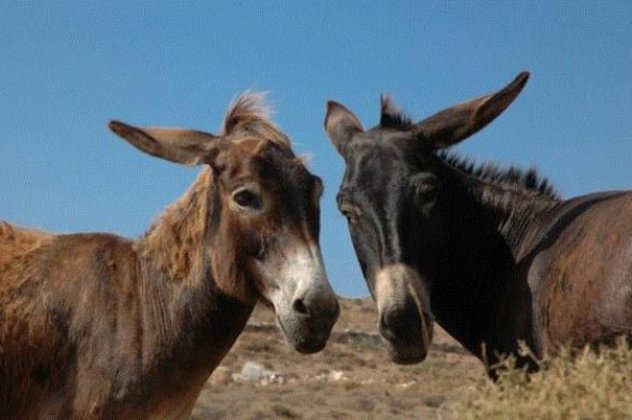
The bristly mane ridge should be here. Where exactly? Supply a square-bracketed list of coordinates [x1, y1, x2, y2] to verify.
[439, 151, 560, 200]
[380, 95, 413, 129]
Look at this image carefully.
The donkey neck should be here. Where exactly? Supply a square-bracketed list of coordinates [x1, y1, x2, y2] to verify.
[464, 174, 561, 259]
[437, 152, 562, 259]
[429, 161, 560, 363]
[133, 168, 254, 374]
[138, 169, 215, 286]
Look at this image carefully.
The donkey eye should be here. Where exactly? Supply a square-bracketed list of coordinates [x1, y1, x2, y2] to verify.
[412, 175, 439, 213]
[411, 174, 439, 203]
[232, 188, 262, 210]
[416, 182, 437, 200]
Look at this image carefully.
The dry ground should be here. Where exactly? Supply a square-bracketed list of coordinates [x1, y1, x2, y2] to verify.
[192, 298, 486, 419]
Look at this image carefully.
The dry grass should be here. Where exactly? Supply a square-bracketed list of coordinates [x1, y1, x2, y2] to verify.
[450, 339, 632, 419]
[194, 299, 632, 418]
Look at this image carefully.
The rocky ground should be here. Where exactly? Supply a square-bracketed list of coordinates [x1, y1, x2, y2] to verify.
[192, 298, 486, 419]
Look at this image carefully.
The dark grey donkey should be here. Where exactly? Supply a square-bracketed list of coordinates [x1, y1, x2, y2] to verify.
[325, 72, 632, 376]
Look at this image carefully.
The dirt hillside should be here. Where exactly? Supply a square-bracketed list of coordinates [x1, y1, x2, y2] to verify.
[192, 298, 485, 419]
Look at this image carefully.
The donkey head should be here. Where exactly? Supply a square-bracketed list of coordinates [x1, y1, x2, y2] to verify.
[324, 73, 529, 363]
[110, 93, 339, 353]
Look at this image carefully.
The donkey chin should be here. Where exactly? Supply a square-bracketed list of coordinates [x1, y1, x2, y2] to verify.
[276, 308, 338, 354]
[270, 270, 340, 353]
[375, 264, 434, 364]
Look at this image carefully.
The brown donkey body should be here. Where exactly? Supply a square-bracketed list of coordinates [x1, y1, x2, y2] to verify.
[0, 93, 339, 418]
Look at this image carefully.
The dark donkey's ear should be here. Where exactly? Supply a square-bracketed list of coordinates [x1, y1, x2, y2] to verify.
[324, 101, 364, 157]
[109, 121, 224, 166]
[413, 71, 530, 149]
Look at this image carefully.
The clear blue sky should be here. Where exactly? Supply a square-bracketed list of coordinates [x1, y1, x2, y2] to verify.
[1, 1, 631, 297]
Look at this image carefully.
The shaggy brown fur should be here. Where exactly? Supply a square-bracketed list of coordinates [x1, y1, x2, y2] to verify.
[0, 93, 336, 419]
[139, 169, 213, 284]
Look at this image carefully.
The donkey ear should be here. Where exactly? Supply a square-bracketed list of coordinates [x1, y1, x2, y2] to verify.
[109, 120, 221, 166]
[413, 71, 530, 149]
[324, 101, 364, 157]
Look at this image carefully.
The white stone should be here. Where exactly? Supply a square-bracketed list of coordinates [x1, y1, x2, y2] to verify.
[328, 370, 347, 381]
[239, 361, 271, 382]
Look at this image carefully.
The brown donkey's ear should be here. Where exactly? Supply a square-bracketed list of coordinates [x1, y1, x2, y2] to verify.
[324, 101, 364, 157]
[413, 71, 530, 149]
[109, 121, 223, 166]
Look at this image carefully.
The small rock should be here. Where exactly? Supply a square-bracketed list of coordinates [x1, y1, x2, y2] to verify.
[314, 370, 349, 382]
[422, 394, 446, 408]
[240, 361, 269, 381]
[209, 367, 232, 386]
[283, 372, 300, 382]
[239, 361, 281, 384]
[328, 370, 347, 381]
[272, 403, 301, 418]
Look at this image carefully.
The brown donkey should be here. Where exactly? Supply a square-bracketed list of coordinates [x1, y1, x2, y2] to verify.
[0, 93, 339, 418]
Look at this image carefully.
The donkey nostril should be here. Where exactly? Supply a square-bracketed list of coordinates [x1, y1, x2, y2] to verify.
[379, 313, 388, 330]
[379, 313, 396, 342]
[292, 299, 309, 316]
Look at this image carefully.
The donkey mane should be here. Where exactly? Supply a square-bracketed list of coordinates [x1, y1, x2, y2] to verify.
[139, 169, 213, 284]
[439, 152, 560, 200]
[222, 92, 292, 151]
[379, 95, 413, 129]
